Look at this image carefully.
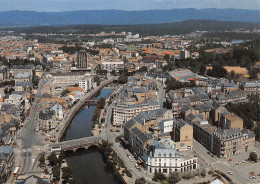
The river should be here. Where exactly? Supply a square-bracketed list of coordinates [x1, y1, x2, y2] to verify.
[63, 88, 121, 184]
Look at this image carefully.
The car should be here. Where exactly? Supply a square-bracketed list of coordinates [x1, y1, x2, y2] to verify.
[130, 159, 134, 162]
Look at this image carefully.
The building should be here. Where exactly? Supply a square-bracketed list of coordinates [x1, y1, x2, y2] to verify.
[38, 110, 57, 133]
[113, 100, 160, 125]
[145, 145, 197, 174]
[0, 66, 10, 81]
[101, 61, 124, 73]
[192, 121, 216, 152]
[241, 81, 260, 94]
[212, 128, 255, 158]
[172, 119, 193, 149]
[79, 75, 95, 91]
[76, 50, 88, 69]
[48, 72, 89, 86]
[180, 50, 190, 60]
[0, 146, 15, 183]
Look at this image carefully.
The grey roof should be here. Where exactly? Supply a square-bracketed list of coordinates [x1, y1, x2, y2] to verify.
[12, 65, 34, 70]
[15, 81, 33, 87]
[19, 175, 49, 184]
[39, 110, 54, 120]
[131, 127, 151, 143]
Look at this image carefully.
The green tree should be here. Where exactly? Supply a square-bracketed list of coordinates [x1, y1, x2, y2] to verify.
[48, 152, 58, 166]
[62, 167, 72, 180]
[135, 177, 146, 184]
[61, 89, 70, 97]
[168, 172, 180, 184]
[52, 165, 61, 180]
[249, 152, 258, 162]
[199, 65, 206, 74]
[39, 155, 45, 163]
[94, 76, 101, 86]
[138, 66, 148, 72]
[153, 170, 167, 182]
[118, 74, 127, 84]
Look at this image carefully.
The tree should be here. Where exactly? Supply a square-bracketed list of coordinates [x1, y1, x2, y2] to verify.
[153, 170, 167, 182]
[52, 165, 61, 180]
[48, 152, 58, 166]
[73, 83, 79, 87]
[94, 76, 101, 86]
[168, 172, 180, 184]
[249, 152, 258, 162]
[111, 70, 116, 76]
[138, 66, 148, 72]
[58, 150, 66, 163]
[39, 155, 45, 163]
[164, 54, 170, 60]
[199, 65, 206, 74]
[62, 167, 72, 180]
[118, 74, 127, 84]
[135, 177, 146, 184]
[4, 87, 8, 94]
[249, 68, 259, 79]
[207, 65, 227, 78]
[61, 89, 70, 97]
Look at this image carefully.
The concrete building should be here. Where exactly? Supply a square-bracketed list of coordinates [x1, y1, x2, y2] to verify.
[145, 144, 197, 174]
[241, 81, 260, 94]
[0, 66, 10, 81]
[101, 60, 124, 72]
[213, 128, 255, 158]
[79, 75, 95, 91]
[113, 100, 160, 125]
[172, 119, 193, 150]
[76, 50, 88, 69]
[0, 146, 15, 183]
[48, 72, 89, 86]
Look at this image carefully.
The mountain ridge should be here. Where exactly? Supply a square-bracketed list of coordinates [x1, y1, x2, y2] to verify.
[0, 9, 259, 27]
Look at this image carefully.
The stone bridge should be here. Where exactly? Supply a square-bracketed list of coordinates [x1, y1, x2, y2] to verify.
[51, 136, 103, 152]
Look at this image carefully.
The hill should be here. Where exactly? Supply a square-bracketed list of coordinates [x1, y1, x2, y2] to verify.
[0, 8, 259, 27]
[10, 20, 260, 36]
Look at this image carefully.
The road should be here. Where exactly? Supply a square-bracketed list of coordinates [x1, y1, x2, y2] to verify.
[158, 86, 165, 108]
[193, 141, 249, 184]
[18, 79, 45, 174]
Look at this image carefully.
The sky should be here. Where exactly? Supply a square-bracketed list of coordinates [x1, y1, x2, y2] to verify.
[0, 0, 259, 12]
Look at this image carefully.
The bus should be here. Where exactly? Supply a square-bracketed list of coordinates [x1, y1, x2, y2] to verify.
[13, 167, 19, 178]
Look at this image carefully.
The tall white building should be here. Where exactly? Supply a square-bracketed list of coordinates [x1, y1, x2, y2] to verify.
[79, 76, 95, 91]
[101, 60, 124, 72]
[113, 100, 160, 125]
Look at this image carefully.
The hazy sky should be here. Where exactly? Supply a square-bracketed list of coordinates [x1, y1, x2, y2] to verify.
[0, 0, 259, 12]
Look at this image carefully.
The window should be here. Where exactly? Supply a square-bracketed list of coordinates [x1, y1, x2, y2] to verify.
[163, 169, 167, 173]
[164, 163, 166, 167]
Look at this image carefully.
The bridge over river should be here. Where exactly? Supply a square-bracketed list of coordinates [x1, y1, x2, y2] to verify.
[51, 136, 104, 152]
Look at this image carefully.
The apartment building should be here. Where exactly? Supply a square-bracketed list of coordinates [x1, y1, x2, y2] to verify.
[113, 100, 160, 125]
[0, 66, 10, 81]
[79, 75, 95, 91]
[48, 72, 89, 86]
[146, 146, 197, 174]
[101, 60, 124, 72]
[212, 128, 255, 158]
[0, 146, 15, 183]
[172, 119, 193, 150]
[241, 81, 260, 94]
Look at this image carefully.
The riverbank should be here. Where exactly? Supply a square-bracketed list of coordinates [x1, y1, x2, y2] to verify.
[62, 87, 122, 184]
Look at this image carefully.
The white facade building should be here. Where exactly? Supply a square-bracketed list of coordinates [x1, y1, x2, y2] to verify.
[146, 148, 197, 174]
[79, 76, 95, 91]
[158, 120, 174, 133]
[113, 100, 160, 125]
[101, 61, 124, 72]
